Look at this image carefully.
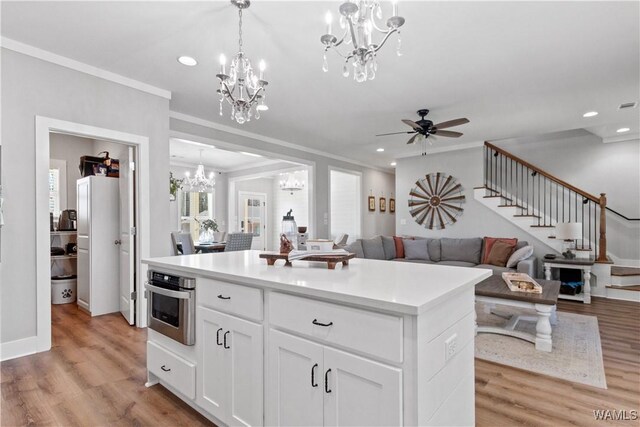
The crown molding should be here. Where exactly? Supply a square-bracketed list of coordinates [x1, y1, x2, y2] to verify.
[602, 133, 639, 144]
[1, 37, 171, 100]
[169, 111, 392, 173]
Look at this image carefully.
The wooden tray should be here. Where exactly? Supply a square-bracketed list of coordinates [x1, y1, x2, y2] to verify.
[259, 252, 355, 270]
[501, 272, 543, 294]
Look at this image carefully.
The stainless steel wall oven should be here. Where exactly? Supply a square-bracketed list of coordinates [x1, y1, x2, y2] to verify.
[145, 271, 195, 345]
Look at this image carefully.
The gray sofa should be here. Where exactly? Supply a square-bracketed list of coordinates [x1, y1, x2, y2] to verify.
[345, 236, 537, 277]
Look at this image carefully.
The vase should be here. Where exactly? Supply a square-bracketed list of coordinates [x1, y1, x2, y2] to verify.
[199, 229, 213, 244]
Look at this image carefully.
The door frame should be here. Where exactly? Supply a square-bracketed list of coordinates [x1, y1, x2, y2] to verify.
[35, 116, 151, 353]
[237, 191, 268, 250]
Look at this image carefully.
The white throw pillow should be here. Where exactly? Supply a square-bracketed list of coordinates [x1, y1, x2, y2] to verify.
[506, 245, 534, 268]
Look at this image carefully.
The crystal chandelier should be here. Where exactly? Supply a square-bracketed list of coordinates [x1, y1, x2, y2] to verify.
[321, 1, 405, 82]
[217, 0, 269, 124]
[184, 150, 215, 193]
[279, 173, 305, 195]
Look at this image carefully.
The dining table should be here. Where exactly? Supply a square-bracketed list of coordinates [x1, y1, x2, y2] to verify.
[194, 242, 226, 253]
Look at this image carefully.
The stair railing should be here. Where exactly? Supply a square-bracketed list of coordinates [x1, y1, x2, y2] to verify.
[483, 141, 608, 262]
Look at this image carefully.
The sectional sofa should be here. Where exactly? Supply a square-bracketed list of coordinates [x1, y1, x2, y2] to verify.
[345, 236, 537, 277]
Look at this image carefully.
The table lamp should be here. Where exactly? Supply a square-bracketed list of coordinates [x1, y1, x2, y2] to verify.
[555, 222, 582, 258]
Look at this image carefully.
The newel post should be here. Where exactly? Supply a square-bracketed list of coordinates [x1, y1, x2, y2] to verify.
[597, 193, 607, 262]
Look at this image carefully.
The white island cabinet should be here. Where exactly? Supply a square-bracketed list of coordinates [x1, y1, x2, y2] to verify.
[142, 251, 491, 427]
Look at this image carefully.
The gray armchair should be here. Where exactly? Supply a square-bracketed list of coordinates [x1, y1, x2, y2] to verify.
[224, 233, 253, 252]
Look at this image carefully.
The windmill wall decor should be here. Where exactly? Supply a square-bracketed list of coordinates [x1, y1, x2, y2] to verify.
[408, 172, 465, 229]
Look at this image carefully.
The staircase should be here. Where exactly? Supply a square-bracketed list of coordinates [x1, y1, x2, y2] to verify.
[475, 141, 640, 301]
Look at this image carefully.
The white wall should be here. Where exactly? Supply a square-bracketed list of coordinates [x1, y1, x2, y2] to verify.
[1, 49, 170, 345]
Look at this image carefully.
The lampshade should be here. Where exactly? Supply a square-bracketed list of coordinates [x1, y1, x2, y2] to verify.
[555, 222, 582, 240]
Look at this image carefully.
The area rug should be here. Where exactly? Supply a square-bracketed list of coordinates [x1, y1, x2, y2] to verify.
[475, 304, 607, 389]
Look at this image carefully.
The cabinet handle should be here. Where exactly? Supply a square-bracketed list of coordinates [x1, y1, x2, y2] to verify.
[217, 295, 231, 300]
[311, 363, 318, 388]
[160, 365, 171, 372]
[223, 331, 230, 349]
[324, 369, 332, 393]
[312, 319, 333, 327]
[216, 328, 223, 345]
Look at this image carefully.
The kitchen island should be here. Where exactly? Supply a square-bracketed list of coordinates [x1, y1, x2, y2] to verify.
[142, 250, 491, 426]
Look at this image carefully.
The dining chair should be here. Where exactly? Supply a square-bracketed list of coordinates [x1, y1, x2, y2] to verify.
[224, 232, 253, 252]
[171, 231, 196, 255]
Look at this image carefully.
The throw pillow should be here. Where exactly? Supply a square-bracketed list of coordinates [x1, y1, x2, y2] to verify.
[440, 238, 483, 264]
[403, 238, 429, 261]
[393, 236, 406, 258]
[360, 236, 386, 260]
[506, 245, 534, 268]
[486, 240, 516, 267]
[482, 237, 518, 263]
[381, 236, 396, 260]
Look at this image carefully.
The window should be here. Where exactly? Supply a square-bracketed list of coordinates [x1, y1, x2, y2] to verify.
[48, 168, 60, 215]
[179, 190, 215, 241]
[330, 168, 361, 241]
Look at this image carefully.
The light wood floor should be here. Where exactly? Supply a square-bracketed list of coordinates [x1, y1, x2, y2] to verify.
[2, 298, 639, 426]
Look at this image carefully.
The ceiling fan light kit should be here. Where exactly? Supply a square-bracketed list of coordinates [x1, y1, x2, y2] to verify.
[216, 0, 269, 125]
[321, 0, 405, 82]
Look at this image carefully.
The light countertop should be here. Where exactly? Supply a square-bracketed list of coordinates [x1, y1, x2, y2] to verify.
[143, 251, 491, 315]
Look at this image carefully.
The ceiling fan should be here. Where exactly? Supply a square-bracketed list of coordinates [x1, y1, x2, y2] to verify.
[376, 109, 469, 145]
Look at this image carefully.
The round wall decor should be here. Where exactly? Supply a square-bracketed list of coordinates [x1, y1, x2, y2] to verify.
[408, 172, 465, 229]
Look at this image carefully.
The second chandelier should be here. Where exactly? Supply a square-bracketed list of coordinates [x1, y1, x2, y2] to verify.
[321, 1, 405, 83]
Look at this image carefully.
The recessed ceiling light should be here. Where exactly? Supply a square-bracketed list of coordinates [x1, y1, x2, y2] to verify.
[616, 127, 630, 133]
[177, 56, 198, 66]
[582, 111, 598, 118]
[390, 162, 397, 166]
[240, 151, 263, 158]
[376, 148, 384, 152]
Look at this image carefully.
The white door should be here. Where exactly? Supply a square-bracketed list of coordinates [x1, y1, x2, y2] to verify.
[238, 192, 266, 250]
[323, 347, 402, 427]
[197, 307, 228, 421]
[118, 146, 135, 324]
[227, 315, 263, 427]
[76, 179, 90, 312]
[267, 330, 324, 427]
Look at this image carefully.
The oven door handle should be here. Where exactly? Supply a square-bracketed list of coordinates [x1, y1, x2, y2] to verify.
[145, 282, 192, 299]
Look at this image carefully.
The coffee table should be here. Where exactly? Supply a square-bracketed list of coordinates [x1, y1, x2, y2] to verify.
[475, 275, 561, 352]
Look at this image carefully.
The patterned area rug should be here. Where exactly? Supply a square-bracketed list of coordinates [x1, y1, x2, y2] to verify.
[475, 304, 607, 389]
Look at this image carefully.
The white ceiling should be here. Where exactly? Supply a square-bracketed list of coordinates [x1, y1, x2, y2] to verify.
[170, 138, 285, 171]
[3, 1, 639, 168]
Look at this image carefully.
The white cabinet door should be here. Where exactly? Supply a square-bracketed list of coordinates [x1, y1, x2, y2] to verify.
[323, 347, 402, 427]
[197, 307, 228, 422]
[227, 315, 263, 427]
[267, 330, 324, 427]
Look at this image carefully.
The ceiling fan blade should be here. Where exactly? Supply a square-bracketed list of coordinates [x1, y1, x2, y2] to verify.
[433, 130, 463, 138]
[402, 119, 424, 131]
[407, 133, 420, 145]
[433, 118, 469, 129]
[376, 131, 415, 137]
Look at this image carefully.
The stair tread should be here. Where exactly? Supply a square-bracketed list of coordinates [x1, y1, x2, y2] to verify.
[611, 266, 640, 277]
[606, 285, 640, 291]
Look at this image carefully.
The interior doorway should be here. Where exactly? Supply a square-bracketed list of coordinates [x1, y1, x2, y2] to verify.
[35, 117, 151, 354]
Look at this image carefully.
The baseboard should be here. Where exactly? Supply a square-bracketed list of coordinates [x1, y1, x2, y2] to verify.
[0, 336, 38, 361]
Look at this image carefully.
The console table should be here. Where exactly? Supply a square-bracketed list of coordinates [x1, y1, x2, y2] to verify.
[543, 257, 594, 304]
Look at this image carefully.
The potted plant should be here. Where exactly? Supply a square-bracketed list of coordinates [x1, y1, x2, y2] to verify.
[169, 172, 183, 201]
